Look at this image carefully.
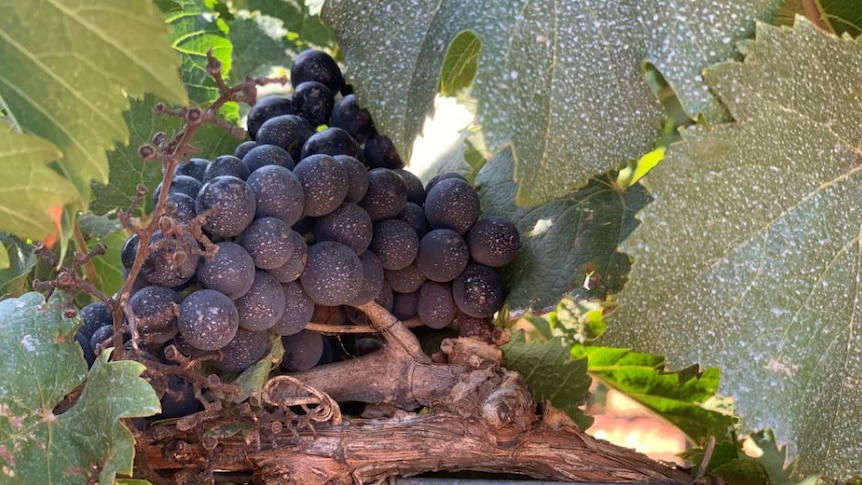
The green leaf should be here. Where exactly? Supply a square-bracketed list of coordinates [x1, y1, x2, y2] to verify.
[0, 292, 159, 484]
[77, 213, 122, 239]
[439, 30, 481, 96]
[819, 0, 862, 37]
[475, 147, 651, 313]
[162, 0, 235, 116]
[0, 241, 8, 270]
[239, 0, 336, 51]
[575, 346, 736, 443]
[322, 0, 785, 205]
[0, 234, 36, 298]
[89, 228, 130, 297]
[0, 0, 186, 202]
[605, 19, 862, 480]
[91, 94, 240, 216]
[501, 331, 592, 429]
[0, 129, 78, 241]
[751, 429, 797, 485]
[229, 11, 294, 80]
[230, 335, 283, 403]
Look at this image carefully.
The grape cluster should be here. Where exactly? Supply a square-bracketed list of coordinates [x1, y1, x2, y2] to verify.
[76, 49, 520, 414]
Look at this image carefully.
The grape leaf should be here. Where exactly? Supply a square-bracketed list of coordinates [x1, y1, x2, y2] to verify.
[229, 11, 295, 80]
[91, 94, 240, 216]
[501, 331, 592, 429]
[0, 242, 7, 270]
[238, 0, 337, 51]
[605, 19, 862, 480]
[0, 129, 77, 240]
[439, 30, 481, 96]
[0, 292, 160, 484]
[322, 0, 785, 205]
[0, 0, 186, 202]
[475, 147, 651, 313]
[89, 228, 130, 297]
[574, 346, 735, 443]
[161, 0, 233, 111]
[0, 234, 35, 299]
[819, 0, 862, 37]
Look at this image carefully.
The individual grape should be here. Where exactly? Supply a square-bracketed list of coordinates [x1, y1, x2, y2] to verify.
[395, 169, 425, 205]
[369, 219, 419, 271]
[396, 202, 429, 239]
[280, 330, 325, 371]
[271, 281, 314, 336]
[234, 141, 258, 160]
[364, 133, 403, 169]
[293, 81, 335, 127]
[418, 281, 456, 329]
[392, 291, 419, 321]
[203, 154, 250, 182]
[165, 192, 197, 222]
[301, 126, 360, 159]
[452, 263, 505, 318]
[178, 289, 239, 351]
[141, 231, 201, 288]
[267, 231, 308, 283]
[330, 94, 374, 143]
[246, 165, 304, 226]
[121, 233, 139, 271]
[293, 154, 348, 217]
[235, 270, 286, 331]
[334, 155, 369, 203]
[241, 217, 297, 270]
[247, 95, 296, 140]
[455, 312, 495, 341]
[242, 144, 295, 173]
[317, 336, 335, 365]
[159, 375, 202, 418]
[345, 281, 392, 324]
[212, 329, 271, 372]
[196, 175, 257, 237]
[466, 216, 521, 267]
[416, 228, 469, 282]
[290, 49, 344, 94]
[385, 262, 426, 293]
[256, 114, 315, 161]
[79, 301, 113, 341]
[172, 332, 211, 359]
[424, 172, 467, 198]
[196, 242, 256, 299]
[424, 177, 480, 235]
[176, 157, 209, 181]
[89, 325, 119, 356]
[152, 175, 202, 207]
[129, 285, 181, 344]
[347, 251, 385, 306]
[300, 241, 364, 305]
[359, 168, 407, 222]
[313, 202, 373, 255]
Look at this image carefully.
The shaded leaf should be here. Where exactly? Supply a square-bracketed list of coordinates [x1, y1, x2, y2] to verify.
[0, 0, 186, 201]
[89, 228, 130, 297]
[229, 11, 294, 80]
[819, 0, 862, 37]
[78, 213, 122, 239]
[0, 234, 35, 299]
[0, 292, 159, 484]
[0, 129, 77, 241]
[606, 19, 862, 480]
[91, 94, 240, 216]
[231, 335, 284, 403]
[239, 0, 336, 51]
[501, 331, 592, 429]
[475, 147, 651, 313]
[323, 0, 784, 205]
[575, 346, 736, 443]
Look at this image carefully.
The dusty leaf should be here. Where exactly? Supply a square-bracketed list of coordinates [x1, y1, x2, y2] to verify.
[0, 292, 160, 484]
[323, 0, 784, 205]
[476, 148, 650, 313]
[606, 19, 862, 480]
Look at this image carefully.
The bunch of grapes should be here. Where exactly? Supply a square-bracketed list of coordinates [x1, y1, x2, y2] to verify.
[74, 49, 520, 416]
